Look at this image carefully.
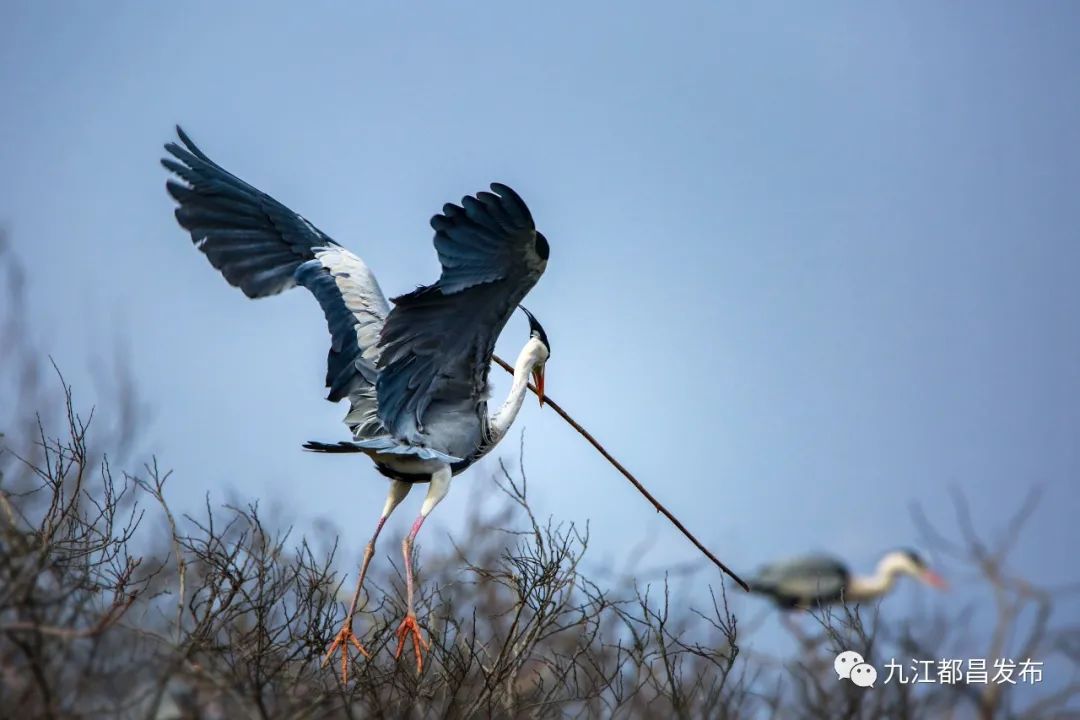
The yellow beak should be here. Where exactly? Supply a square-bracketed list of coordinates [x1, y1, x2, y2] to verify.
[532, 366, 545, 407]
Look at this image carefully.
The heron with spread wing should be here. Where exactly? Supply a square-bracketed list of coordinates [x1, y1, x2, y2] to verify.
[161, 127, 551, 677]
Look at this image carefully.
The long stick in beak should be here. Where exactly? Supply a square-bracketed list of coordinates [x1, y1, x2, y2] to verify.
[492, 354, 749, 592]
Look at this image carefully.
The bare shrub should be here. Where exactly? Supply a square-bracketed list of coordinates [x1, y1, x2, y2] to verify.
[0, 380, 744, 718]
[2, 241, 1076, 719]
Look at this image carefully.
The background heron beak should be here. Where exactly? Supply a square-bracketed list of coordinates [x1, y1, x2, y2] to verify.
[532, 366, 545, 407]
[922, 569, 948, 589]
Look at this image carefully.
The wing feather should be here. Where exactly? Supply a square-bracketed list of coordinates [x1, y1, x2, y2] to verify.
[753, 555, 850, 604]
[375, 184, 548, 450]
[163, 127, 389, 436]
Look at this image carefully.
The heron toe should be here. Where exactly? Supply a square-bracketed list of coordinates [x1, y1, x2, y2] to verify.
[323, 622, 371, 684]
[394, 613, 430, 674]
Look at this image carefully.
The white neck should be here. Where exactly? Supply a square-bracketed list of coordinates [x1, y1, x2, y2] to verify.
[845, 554, 908, 601]
[488, 338, 545, 444]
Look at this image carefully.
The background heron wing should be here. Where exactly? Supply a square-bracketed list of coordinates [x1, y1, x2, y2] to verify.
[376, 184, 548, 446]
[163, 128, 390, 435]
[755, 555, 850, 601]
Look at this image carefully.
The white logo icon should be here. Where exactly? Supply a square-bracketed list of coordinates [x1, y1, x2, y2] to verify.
[834, 650, 865, 680]
[850, 662, 878, 687]
[835, 650, 876, 688]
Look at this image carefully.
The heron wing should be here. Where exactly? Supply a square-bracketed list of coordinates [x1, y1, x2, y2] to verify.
[294, 247, 389, 437]
[376, 184, 548, 448]
[754, 555, 850, 603]
[163, 127, 390, 436]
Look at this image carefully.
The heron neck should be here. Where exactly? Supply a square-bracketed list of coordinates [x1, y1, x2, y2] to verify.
[488, 344, 540, 443]
[846, 561, 898, 601]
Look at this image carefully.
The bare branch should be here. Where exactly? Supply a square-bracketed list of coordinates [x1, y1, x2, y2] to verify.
[492, 353, 748, 592]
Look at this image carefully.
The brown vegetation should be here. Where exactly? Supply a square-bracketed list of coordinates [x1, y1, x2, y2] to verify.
[1, 240, 1076, 718]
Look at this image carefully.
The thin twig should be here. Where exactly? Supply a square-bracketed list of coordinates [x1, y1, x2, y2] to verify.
[0, 590, 137, 639]
[492, 354, 749, 592]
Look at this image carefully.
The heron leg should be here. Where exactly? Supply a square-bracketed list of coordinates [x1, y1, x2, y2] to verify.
[394, 464, 451, 674]
[323, 479, 411, 683]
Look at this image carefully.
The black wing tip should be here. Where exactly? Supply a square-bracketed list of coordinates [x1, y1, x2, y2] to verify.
[162, 142, 185, 167]
[174, 124, 197, 153]
[429, 204, 462, 231]
[164, 180, 187, 203]
[489, 182, 517, 198]
[162, 124, 188, 153]
[489, 182, 535, 228]
[164, 124, 212, 165]
[428, 182, 535, 232]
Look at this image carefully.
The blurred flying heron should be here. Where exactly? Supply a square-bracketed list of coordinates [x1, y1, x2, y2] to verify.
[747, 549, 947, 610]
[162, 127, 551, 678]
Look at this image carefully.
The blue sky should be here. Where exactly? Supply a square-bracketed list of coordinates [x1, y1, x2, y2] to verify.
[2, 1, 1079, 660]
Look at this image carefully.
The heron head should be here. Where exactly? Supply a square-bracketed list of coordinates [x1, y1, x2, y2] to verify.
[895, 548, 948, 590]
[519, 306, 549, 407]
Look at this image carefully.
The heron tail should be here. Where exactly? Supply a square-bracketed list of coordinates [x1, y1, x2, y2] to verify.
[302, 441, 366, 453]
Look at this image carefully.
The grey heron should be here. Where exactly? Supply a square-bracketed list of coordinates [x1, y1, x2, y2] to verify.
[747, 549, 947, 610]
[161, 127, 550, 677]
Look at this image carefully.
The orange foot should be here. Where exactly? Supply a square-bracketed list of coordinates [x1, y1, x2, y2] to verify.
[322, 620, 371, 684]
[394, 613, 430, 674]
